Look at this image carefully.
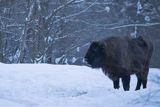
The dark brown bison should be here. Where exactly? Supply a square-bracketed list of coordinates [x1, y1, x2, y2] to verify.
[85, 36, 153, 91]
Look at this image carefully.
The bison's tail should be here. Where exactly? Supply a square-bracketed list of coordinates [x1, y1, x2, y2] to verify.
[143, 36, 154, 76]
[146, 38, 154, 63]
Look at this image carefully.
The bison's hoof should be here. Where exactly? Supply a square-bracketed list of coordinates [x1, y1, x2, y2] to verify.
[114, 85, 120, 89]
[123, 86, 130, 91]
[124, 88, 129, 91]
[135, 88, 140, 91]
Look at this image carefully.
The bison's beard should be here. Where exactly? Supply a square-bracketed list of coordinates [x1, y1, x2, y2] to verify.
[85, 57, 103, 68]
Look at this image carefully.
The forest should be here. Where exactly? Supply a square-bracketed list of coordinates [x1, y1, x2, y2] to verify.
[0, 0, 160, 68]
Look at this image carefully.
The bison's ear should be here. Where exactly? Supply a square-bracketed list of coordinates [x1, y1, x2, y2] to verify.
[91, 41, 99, 44]
[90, 41, 106, 49]
[90, 41, 99, 47]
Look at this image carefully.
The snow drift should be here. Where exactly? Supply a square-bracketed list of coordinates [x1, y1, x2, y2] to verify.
[0, 63, 159, 107]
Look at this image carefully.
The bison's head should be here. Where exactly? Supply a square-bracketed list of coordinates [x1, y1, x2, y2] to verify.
[85, 41, 106, 68]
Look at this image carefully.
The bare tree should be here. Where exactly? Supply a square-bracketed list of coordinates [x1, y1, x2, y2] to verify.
[0, 0, 160, 67]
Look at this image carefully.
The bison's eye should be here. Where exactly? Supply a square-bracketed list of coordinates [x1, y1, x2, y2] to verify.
[92, 48, 97, 53]
[92, 46, 100, 53]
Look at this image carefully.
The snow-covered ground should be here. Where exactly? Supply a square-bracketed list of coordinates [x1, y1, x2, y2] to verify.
[0, 63, 160, 107]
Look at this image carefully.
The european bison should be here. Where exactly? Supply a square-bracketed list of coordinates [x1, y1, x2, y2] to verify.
[85, 36, 153, 91]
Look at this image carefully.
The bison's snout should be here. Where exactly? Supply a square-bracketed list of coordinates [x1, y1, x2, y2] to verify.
[84, 58, 92, 67]
[84, 56, 93, 67]
[84, 57, 88, 64]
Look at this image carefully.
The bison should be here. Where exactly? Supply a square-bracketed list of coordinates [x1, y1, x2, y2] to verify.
[85, 36, 153, 91]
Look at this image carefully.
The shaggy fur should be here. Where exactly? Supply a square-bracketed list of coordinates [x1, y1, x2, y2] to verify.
[85, 36, 153, 91]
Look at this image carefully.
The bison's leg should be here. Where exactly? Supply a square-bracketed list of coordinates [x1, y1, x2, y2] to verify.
[135, 73, 142, 90]
[135, 78, 142, 90]
[142, 66, 149, 89]
[113, 79, 120, 89]
[122, 75, 130, 91]
[136, 65, 149, 90]
[142, 80, 147, 89]
[141, 73, 148, 89]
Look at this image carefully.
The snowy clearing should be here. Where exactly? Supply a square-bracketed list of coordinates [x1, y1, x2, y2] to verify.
[0, 63, 160, 107]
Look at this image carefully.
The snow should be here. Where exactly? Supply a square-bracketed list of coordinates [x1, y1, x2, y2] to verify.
[75, 0, 84, 3]
[72, 57, 77, 63]
[0, 99, 26, 107]
[55, 55, 65, 64]
[137, 0, 142, 14]
[145, 16, 151, 22]
[105, 6, 110, 13]
[77, 47, 80, 52]
[0, 63, 160, 107]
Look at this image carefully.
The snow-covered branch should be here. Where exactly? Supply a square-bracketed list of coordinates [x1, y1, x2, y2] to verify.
[85, 1, 112, 5]
[26, 2, 35, 21]
[107, 23, 160, 29]
[46, 0, 76, 20]
[0, 16, 14, 21]
[64, 0, 97, 19]
[53, 0, 97, 24]
[67, 19, 119, 27]
[0, 29, 19, 36]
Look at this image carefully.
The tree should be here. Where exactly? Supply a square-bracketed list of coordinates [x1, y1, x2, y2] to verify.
[0, 0, 160, 67]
